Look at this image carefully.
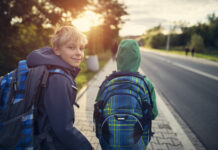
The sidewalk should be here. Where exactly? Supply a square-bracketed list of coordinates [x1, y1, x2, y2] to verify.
[74, 59, 203, 150]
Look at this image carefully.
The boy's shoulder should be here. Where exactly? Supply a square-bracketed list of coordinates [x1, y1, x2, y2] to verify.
[112, 71, 154, 90]
[100, 71, 146, 87]
[143, 76, 155, 90]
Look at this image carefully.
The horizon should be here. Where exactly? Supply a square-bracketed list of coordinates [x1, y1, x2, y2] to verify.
[119, 0, 218, 36]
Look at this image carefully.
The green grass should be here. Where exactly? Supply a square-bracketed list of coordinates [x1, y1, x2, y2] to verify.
[76, 50, 112, 91]
[147, 48, 218, 61]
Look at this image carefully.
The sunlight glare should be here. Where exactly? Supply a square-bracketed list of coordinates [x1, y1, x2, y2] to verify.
[72, 11, 102, 32]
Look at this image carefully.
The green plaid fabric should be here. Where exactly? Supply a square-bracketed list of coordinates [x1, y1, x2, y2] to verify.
[96, 72, 152, 150]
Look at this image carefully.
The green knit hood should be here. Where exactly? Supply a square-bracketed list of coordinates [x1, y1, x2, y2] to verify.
[116, 39, 141, 72]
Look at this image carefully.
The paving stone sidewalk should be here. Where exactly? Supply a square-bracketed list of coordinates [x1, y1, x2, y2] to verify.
[74, 59, 198, 150]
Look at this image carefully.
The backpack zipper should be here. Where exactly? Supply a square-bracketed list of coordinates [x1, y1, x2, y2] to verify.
[101, 113, 144, 130]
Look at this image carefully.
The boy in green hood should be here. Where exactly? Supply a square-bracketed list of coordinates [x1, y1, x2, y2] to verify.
[116, 39, 158, 118]
[94, 39, 158, 150]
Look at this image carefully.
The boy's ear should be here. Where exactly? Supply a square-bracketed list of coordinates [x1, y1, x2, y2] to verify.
[53, 46, 60, 56]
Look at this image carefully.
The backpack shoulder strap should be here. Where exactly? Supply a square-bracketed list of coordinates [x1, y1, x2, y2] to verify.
[49, 68, 76, 89]
[139, 73, 154, 137]
[141, 75, 153, 108]
[49, 68, 79, 108]
[25, 65, 48, 108]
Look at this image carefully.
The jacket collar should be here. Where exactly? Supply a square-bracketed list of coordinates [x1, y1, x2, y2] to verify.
[70, 67, 80, 79]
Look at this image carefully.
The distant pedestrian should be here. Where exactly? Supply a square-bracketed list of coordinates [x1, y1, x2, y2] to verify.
[191, 48, 195, 57]
[185, 48, 189, 56]
[94, 39, 158, 150]
[111, 39, 118, 61]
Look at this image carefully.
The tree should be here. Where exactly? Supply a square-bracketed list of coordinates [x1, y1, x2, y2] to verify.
[146, 24, 163, 36]
[207, 13, 218, 48]
[141, 13, 218, 51]
[189, 34, 204, 52]
[0, 0, 88, 27]
[94, 0, 128, 49]
[87, 26, 104, 55]
[147, 33, 166, 49]
[0, 0, 89, 75]
[143, 25, 166, 48]
[180, 13, 218, 50]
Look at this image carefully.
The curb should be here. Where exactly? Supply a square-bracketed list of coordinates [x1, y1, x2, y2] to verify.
[139, 68, 196, 150]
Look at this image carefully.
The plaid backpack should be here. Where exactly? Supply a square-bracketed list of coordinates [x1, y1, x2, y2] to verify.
[0, 60, 76, 150]
[94, 71, 154, 149]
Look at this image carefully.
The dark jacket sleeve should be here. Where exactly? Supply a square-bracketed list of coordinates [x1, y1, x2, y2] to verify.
[44, 74, 92, 150]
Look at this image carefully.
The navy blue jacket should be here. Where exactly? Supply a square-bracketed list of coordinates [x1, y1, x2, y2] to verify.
[27, 47, 92, 150]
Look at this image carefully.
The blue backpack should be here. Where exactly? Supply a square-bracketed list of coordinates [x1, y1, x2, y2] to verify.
[0, 60, 76, 150]
[94, 71, 153, 149]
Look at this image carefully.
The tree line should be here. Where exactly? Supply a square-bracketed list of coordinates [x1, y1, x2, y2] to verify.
[0, 0, 127, 75]
[141, 13, 218, 52]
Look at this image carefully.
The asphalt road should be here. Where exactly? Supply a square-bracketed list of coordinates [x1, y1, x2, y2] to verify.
[140, 49, 218, 150]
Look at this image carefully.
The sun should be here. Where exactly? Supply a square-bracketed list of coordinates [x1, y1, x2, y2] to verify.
[72, 10, 103, 32]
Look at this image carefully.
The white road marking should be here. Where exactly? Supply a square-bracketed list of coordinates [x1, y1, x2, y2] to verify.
[139, 68, 196, 150]
[142, 51, 218, 81]
[171, 62, 218, 81]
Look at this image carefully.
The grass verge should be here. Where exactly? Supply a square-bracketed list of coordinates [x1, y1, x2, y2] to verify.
[76, 50, 112, 91]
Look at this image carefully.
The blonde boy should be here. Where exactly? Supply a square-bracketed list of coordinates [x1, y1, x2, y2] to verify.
[27, 26, 92, 150]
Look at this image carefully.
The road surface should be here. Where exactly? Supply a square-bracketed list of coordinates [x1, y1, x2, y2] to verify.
[140, 49, 218, 150]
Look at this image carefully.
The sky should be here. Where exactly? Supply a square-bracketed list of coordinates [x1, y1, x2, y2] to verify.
[119, 0, 218, 36]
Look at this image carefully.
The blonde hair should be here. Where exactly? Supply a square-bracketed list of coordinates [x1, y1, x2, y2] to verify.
[51, 26, 88, 49]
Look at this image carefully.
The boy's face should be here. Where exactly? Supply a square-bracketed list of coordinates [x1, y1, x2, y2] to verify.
[54, 40, 84, 67]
